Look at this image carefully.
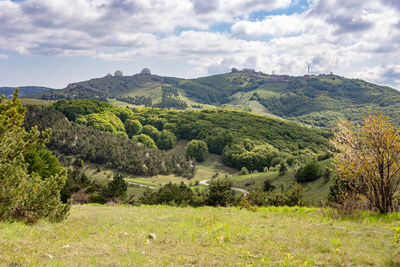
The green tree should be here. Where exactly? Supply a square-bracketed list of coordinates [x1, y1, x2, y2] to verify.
[157, 129, 177, 150]
[25, 148, 63, 179]
[186, 139, 209, 162]
[279, 162, 288, 175]
[0, 90, 70, 223]
[204, 128, 233, 154]
[207, 178, 235, 206]
[263, 179, 275, 192]
[105, 173, 128, 200]
[239, 167, 249, 175]
[125, 119, 142, 138]
[131, 134, 157, 149]
[142, 125, 160, 141]
[76, 111, 125, 135]
[296, 161, 322, 182]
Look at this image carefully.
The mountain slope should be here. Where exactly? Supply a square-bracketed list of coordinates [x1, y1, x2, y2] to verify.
[29, 71, 400, 127]
[1, 86, 53, 98]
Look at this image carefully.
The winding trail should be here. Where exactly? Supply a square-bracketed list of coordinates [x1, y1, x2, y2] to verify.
[127, 181, 157, 189]
[128, 180, 249, 195]
[200, 180, 249, 195]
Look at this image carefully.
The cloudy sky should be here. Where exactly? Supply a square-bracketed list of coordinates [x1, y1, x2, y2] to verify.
[0, 0, 400, 89]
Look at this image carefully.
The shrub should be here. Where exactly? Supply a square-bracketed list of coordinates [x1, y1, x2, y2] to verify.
[139, 182, 195, 206]
[186, 139, 209, 162]
[71, 189, 90, 204]
[279, 162, 288, 175]
[207, 178, 236, 206]
[156, 130, 177, 150]
[104, 173, 128, 200]
[76, 111, 125, 135]
[125, 119, 142, 137]
[246, 184, 303, 207]
[296, 161, 322, 182]
[331, 113, 400, 213]
[263, 179, 276, 192]
[240, 167, 249, 175]
[239, 199, 258, 212]
[142, 125, 161, 141]
[131, 134, 157, 149]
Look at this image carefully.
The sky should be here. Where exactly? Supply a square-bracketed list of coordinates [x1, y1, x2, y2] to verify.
[0, 0, 400, 89]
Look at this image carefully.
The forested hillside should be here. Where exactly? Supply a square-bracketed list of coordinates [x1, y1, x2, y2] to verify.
[24, 105, 194, 177]
[27, 71, 400, 128]
[0, 86, 52, 98]
[24, 99, 331, 175]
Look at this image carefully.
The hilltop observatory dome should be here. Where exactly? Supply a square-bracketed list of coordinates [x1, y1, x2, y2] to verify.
[140, 68, 151, 75]
[114, 70, 123, 77]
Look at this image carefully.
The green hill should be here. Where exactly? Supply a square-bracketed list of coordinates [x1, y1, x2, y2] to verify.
[24, 99, 333, 202]
[1, 205, 398, 266]
[0, 86, 53, 98]
[29, 71, 400, 127]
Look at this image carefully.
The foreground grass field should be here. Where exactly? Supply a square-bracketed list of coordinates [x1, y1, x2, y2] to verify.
[1, 205, 399, 266]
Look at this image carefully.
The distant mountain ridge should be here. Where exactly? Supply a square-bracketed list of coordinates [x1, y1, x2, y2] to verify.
[1, 86, 53, 98]
[27, 70, 400, 127]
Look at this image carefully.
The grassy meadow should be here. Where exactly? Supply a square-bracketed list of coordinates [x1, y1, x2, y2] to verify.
[1, 205, 399, 266]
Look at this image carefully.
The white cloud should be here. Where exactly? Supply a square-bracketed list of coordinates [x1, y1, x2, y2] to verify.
[0, 54, 7, 59]
[351, 64, 400, 89]
[0, 0, 400, 88]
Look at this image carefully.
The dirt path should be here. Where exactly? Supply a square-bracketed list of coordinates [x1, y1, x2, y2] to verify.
[127, 181, 157, 189]
[128, 180, 249, 195]
[200, 180, 249, 195]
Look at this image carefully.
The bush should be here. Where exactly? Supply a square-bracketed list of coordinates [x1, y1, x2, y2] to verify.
[207, 178, 236, 206]
[131, 134, 157, 149]
[71, 189, 90, 204]
[296, 161, 322, 182]
[279, 162, 288, 175]
[142, 125, 160, 141]
[240, 167, 249, 175]
[76, 111, 126, 135]
[186, 139, 209, 162]
[239, 199, 258, 212]
[246, 184, 303, 207]
[104, 173, 128, 200]
[263, 179, 276, 192]
[139, 182, 195, 206]
[125, 119, 142, 137]
[156, 130, 177, 150]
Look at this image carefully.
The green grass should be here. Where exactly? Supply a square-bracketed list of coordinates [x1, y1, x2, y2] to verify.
[121, 82, 163, 103]
[107, 98, 140, 108]
[127, 186, 157, 201]
[80, 143, 333, 203]
[21, 98, 54, 106]
[247, 100, 284, 119]
[1, 205, 399, 266]
[227, 163, 335, 204]
[319, 77, 343, 85]
[79, 141, 236, 200]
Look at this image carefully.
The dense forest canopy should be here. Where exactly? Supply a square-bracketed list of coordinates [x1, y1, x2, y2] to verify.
[24, 99, 332, 172]
[24, 105, 194, 177]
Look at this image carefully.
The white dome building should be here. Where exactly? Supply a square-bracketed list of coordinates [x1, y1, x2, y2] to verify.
[140, 68, 151, 75]
[114, 70, 123, 77]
